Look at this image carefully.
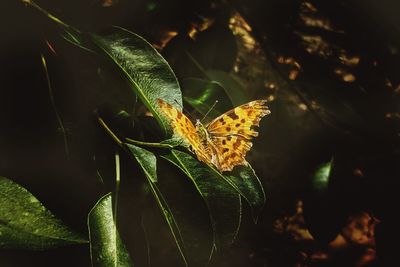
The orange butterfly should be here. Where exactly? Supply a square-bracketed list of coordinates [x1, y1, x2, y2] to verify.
[157, 99, 270, 172]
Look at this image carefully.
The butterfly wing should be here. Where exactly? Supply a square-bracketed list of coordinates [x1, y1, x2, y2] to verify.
[157, 99, 213, 163]
[206, 100, 270, 171]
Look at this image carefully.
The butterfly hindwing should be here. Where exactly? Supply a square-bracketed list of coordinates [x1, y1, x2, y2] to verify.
[157, 99, 213, 163]
[212, 135, 253, 171]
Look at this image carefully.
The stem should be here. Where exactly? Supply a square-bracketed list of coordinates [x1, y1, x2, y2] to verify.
[21, 0, 72, 29]
[125, 137, 174, 148]
[113, 151, 121, 267]
[114, 151, 121, 223]
[98, 116, 174, 149]
[97, 117, 123, 146]
[41, 54, 70, 158]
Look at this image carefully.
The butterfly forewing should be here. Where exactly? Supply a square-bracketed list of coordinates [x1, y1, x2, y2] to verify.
[206, 100, 270, 171]
[206, 100, 270, 138]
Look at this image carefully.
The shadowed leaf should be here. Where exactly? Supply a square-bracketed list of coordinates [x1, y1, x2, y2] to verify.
[182, 78, 233, 119]
[125, 144, 188, 266]
[206, 69, 249, 106]
[163, 149, 241, 249]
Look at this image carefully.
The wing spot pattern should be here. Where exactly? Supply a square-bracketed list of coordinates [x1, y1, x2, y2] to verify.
[227, 111, 239, 120]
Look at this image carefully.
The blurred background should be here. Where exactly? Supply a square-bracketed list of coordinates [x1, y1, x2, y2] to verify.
[1, 0, 399, 266]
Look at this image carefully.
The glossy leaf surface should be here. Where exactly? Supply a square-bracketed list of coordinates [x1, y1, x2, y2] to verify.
[91, 27, 182, 134]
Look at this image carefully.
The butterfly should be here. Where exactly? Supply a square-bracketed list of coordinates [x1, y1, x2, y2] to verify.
[157, 99, 270, 172]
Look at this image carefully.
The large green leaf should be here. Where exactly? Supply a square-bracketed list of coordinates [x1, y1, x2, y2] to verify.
[162, 150, 242, 249]
[88, 193, 133, 267]
[181, 78, 233, 119]
[23, 4, 181, 135]
[90, 27, 182, 135]
[0, 176, 86, 250]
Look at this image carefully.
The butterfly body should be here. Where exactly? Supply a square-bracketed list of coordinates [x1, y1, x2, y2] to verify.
[157, 99, 270, 172]
[195, 119, 210, 143]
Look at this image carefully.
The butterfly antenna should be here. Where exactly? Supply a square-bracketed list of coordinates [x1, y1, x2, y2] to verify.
[201, 100, 218, 122]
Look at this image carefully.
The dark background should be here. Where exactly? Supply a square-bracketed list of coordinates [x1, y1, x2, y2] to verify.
[1, 0, 399, 266]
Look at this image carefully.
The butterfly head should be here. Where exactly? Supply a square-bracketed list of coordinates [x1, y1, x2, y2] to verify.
[195, 119, 209, 141]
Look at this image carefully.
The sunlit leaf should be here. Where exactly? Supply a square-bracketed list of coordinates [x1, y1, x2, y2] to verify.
[88, 193, 133, 267]
[163, 149, 242, 249]
[206, 69, 249, 106]
[181, 78, 233, 118]
[90, 27, 182, 135]
[0, 176, 87, 250]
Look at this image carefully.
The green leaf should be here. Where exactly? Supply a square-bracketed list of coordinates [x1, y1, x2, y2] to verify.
[126, 144, 157, 183]
[181, 78, 233, 118]
[125, 144, 188, 266]
[90, 27, 182, 135]
[88, 193, 133, 267]
[206, 69, 249, 106]
[162, 150, 241, 249]
[311, 159, 333, 194]
[0, 176, 87, 250]
[164, 150, 265, 223]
